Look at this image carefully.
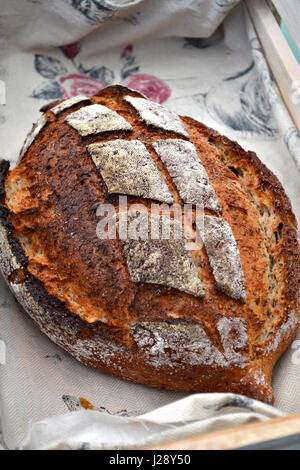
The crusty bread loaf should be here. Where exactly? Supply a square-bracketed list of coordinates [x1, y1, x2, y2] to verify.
[0, 85, 299, 404]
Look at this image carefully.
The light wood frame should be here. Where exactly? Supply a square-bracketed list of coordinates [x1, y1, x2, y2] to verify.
[246, 0, 300, 132]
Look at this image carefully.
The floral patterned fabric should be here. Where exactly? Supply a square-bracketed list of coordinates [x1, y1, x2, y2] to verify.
[31, 44, 171, 103]
[0, 0, 300, 450]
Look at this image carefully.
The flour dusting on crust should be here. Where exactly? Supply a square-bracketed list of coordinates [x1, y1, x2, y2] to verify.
[0, 225, 22, 276]
[131, 320, 248, 369]
[124, 95, 189, 137]
[50, 95, 90, 115]
[264, 310, 298, 355]
[252, 370, 267, 387]
[217, 317, 248, 366]
[88, 139, 173, 203]
[153, 139, 221, 212]
[197, 215, 246, 302]
[117, 212, 204, 298]
[65, 104, 133, 136]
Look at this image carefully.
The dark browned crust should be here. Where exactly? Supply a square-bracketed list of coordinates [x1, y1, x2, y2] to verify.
[0, 86, 299, 405]
[0, 165, 28, 270]
[0, 160, 10, 202]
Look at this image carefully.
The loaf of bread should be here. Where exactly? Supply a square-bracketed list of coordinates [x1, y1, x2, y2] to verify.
[0, 85, 299, 404]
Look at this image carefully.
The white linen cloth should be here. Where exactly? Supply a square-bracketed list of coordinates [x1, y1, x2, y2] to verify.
[0, 0, 299, 450]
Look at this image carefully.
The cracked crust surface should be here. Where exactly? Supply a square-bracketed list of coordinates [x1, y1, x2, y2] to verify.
[0, 85, 299, 404]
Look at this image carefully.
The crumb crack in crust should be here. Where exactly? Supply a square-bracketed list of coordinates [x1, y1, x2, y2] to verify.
[153, 139, 221, 212]
[124, 95, 189, 137]
[87, 139, 174, 203]
[65, 103, 133, 136]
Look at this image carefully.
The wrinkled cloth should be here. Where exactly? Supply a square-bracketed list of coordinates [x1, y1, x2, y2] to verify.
[0, 0, 300, 450]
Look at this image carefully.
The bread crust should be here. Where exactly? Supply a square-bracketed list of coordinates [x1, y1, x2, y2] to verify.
[0, 85, 299, 404]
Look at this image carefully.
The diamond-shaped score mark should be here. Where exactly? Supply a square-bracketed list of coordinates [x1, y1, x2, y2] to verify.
[153, 139, 221, 213]
[50, 95, 90, 115]
[88, 139, 174, 203]
[124, 95, 190, 138]
[65, 103, 133, 136]
[116, 211, 204, 298]
[196, 215, 246, 302]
